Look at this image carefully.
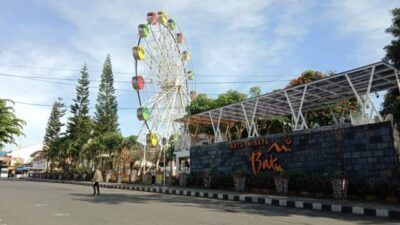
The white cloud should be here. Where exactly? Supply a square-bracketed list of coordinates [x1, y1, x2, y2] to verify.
[324, 0, 398, 63]
[1, 0, 397, 150]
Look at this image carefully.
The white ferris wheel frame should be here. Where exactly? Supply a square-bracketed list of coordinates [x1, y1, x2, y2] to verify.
[134, 19, 193, 150]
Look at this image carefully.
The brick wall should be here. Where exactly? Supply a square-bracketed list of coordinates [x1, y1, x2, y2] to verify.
[190, 121, 400, 181]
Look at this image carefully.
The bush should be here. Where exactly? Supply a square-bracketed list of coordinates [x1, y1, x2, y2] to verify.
[310, 174, 331, 194]
[109, 173, 118, 183]
[388, 181, 400, 198]
[188, 172, 203, 187]
[134, 176, 143, 184]
[170, 176, 179, 186]
[233, 169, 248, 178]
[214, 174, 233, 189]
[251, 173, 274, 190]
[86, 172, 94, 181]
[121, 178, 131, 184]
[288, 172, 310, 193]
[372, 180, 389, 199]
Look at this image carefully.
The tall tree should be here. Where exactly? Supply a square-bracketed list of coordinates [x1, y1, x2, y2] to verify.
[249, 86, 262, 98]
[94, 55, 119, 135]
[382, 8, 400, 123]
[66, 63, 92, 165]
[0, 99, 25, 149]
[384, 8, 400, 67]
[43, 98, 66, 170]
[286, 70, 324, 88]
[186, 94, 216, 115]
[215, 90, 247, 107]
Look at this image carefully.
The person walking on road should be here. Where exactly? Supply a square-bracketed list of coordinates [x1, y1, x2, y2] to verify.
[92, 166, 103, 195]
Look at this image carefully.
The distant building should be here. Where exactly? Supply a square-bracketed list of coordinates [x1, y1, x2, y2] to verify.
[30, 149, 47, 171]
[0, 151, 11, 168]
[11, 144, 43, 165]
[32, 159, 47, 171]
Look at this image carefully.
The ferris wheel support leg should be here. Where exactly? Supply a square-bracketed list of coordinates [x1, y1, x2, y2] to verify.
[163, 145, 166, 186]
[156, 90, 179, 173]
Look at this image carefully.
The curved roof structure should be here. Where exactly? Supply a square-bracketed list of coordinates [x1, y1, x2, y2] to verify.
[177, 61, 400, 132]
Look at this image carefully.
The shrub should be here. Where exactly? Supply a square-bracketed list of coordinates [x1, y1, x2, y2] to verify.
[251, 172, 274, 190]
[388, 181, 400, 198]
[170, 176, 179, 186]
[372, 180, 389, 199]
[121, 178, 130, 184]
[188, 172, 203, 187]
[233, 169, 248, 178]
[134, 176, 143, 184]
[109, 173, 118, 183]
[215, 174, 233, 189]
[288, 172, 306, 193]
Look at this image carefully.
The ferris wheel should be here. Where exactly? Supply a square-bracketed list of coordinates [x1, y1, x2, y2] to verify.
[132, 11, 194, 150]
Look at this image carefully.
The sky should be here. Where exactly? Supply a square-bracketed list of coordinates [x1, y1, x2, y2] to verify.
[0, 0, 398, 150]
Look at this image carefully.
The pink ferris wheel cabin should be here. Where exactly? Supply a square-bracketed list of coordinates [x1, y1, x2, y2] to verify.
[147, 12, 157, 25]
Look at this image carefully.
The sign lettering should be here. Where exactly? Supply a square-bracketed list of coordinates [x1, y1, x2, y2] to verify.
[229, 136, 293, 175]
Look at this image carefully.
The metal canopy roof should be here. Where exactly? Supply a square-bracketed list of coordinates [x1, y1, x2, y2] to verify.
[177, 61, 400, 126]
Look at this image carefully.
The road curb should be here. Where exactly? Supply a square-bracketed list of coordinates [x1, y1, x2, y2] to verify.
[21, 178, 400, 220]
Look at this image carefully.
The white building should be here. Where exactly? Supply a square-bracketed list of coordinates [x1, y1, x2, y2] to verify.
[32, 159, 47, 170]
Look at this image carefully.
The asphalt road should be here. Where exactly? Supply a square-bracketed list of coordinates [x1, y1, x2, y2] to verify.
[0, 179, 398, 225]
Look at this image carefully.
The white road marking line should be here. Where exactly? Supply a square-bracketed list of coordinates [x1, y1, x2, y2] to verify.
[52, 213, 71, 217]
[34, 202, 48, 207]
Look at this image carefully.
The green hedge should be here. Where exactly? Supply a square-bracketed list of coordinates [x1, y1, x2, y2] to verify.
[184, 171, 400, 200]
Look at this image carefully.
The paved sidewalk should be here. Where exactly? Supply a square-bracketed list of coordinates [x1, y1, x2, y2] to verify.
[14, 178, 400, 219]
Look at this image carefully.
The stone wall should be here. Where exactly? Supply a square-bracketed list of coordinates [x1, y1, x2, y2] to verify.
[190, 121, 400, 181]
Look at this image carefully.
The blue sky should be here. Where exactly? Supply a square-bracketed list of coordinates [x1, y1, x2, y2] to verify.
[0, 0, 398, 150]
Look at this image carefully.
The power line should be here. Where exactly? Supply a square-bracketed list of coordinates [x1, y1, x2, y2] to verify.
[0, 64, 293, 78]
[0, 72, 220, 96]
[8, 100, 188, 110]
[0, 72, 291, 85]
[11, 101, 53, 107]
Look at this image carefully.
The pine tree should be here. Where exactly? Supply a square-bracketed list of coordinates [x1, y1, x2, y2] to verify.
[94, 55, 119, 135]
[66, 63, 92, 164]
[43, 98, 66, 171]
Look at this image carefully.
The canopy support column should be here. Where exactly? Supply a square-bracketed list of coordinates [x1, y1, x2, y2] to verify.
[241, 98, 259, 138]
[345, 73, 364, 109]
[297, 85, 308, 130]
[366, 95, 383, 122]
[329, 106, 339, 125]
[395, 69, 400, 92]
[346, 67, 382, 125]
[209, 109, 223, 143]
[182, 117, 191, 151]
[362, 66, 376, 118]
[284, 87, 308, 131]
